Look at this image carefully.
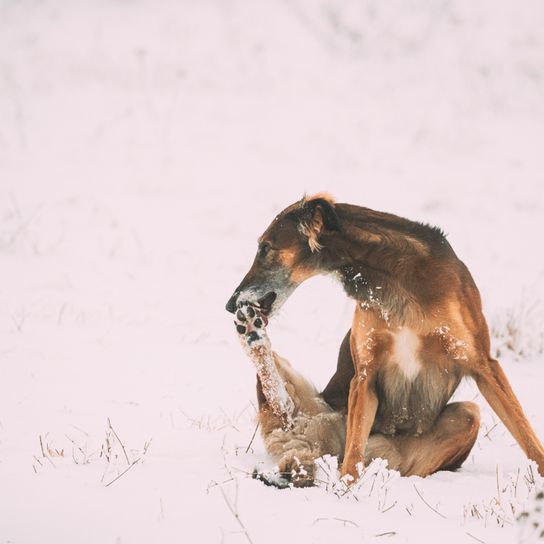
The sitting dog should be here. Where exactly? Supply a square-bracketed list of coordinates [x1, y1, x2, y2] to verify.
[226, 193, 544, 485]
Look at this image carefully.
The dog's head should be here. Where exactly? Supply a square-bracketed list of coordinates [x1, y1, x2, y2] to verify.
[225, 193, 341, 318]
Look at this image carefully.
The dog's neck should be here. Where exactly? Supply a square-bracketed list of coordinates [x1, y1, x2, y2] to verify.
[320, 228, 427, 327]
[334, 264, 418, 327]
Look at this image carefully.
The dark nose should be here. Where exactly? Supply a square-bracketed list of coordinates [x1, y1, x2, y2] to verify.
[225, 293, 238, 313]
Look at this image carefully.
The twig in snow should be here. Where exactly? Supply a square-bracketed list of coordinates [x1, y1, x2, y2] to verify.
[381, 501, 397, 513]
[471, 504, 483, 519]
[495, 465, 502, 508]
[219, 482, 254, 544]
[524, 465, 535, 486]
[483, 423, 498, 440]
[512, 467, 520, 498]
[39, 435, 56, 467]
[65, 434, 87, 459]
[368, 470, 378, 497]
[245, 422, 259, 454]
[207, 478, 235, 493]
[313, 517, 359, 528]
[69, 424, 89, 437]
[337, 479, 360, 501]
[465, 532, 487, 544]
[107, 418, 131, 466]
[104, 458, 141, 487]
[413, 484, 446, 519]
[229, 466, 255, 478]
[219, 408, 240, 432]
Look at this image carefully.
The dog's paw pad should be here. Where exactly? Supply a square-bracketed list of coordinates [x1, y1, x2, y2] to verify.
[247, 331, 261, 344]
[234, 302, 270, 348]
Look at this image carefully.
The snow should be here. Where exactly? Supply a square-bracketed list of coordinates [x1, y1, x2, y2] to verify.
[1, 0, 543, 542]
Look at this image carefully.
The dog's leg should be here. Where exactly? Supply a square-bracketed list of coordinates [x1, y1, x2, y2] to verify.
[340, 308, 382, 482]
[364, 401, 481, 476]
[473, 358, 544, 475]
[341, 376, 378, 481]
[255, 355, 345, 487]
[262, 404, 345, 487]
[234, 303, 294, 429]
[235, 305, 345, 487]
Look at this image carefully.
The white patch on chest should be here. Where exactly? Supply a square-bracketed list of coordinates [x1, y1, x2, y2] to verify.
[391, 328, 422, 381]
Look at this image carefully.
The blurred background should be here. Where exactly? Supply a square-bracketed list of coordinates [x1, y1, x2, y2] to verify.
[0, 2, 543, 542]
[1, 0, 543, 384]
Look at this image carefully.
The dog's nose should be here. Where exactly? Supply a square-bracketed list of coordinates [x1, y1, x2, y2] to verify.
[225, 293, 238, 313]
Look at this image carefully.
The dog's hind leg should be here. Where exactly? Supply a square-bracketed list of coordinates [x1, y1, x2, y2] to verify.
[363, 401, 481, 476]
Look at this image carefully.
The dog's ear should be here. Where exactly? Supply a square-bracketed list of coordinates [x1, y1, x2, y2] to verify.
[298, 194, 340, 252]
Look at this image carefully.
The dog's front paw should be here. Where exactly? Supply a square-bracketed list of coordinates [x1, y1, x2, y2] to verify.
[234, 302, 269, 348]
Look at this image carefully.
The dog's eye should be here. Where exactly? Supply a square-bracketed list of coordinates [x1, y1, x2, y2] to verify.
[259, 243, 272, 257]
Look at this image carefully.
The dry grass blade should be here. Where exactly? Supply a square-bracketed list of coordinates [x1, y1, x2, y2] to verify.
[219, 483, 254, 544]
[104, 458, 141, 488]
[465, 532, 487, 544]
[245, 422, 259, 454]
[483, 423, 498, 440]
[107, 418, 131, 466]
[38, 435, 56, 467]
[413, 484, 446, 519]
[313, 517, 360, 528]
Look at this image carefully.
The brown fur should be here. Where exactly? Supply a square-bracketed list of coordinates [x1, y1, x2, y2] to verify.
[227, 194, 544, 482]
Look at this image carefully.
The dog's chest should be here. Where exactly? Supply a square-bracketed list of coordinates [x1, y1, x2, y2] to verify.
[390, 328, 422, 381]
[373, 328, 454, 436]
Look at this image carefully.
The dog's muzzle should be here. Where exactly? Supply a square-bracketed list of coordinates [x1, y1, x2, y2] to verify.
[225, 291, 277, 315]
[225, 292, 239, 313]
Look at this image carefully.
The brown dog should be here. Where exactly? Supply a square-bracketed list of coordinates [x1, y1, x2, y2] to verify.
[226, 193, 544, 483]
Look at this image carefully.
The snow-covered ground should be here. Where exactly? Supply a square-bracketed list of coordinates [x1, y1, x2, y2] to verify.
[1, 1, 543, 542]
